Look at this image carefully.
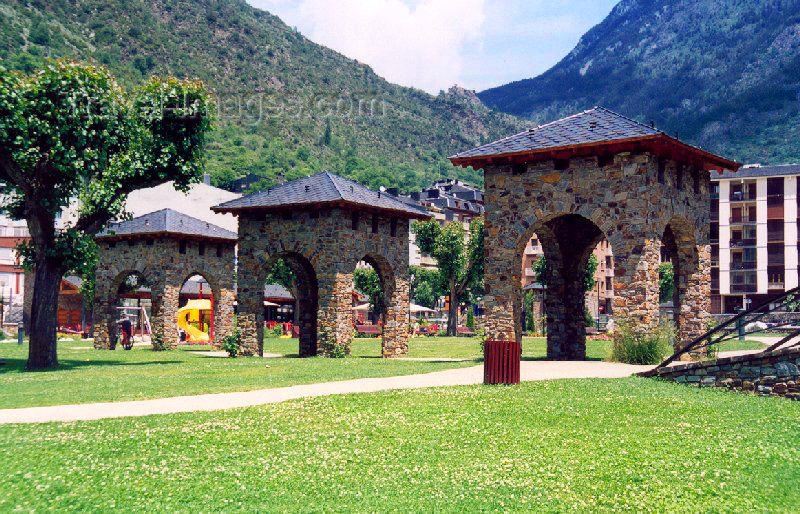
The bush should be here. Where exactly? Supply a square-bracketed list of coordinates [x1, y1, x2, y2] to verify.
[477, 328, 487, 354]
[270, 325, 283, 337]
[610, 322, 674, 365]
[151, 331, 170, 352]
[466, 309, 475, 329]
[220, 328, 242, 358]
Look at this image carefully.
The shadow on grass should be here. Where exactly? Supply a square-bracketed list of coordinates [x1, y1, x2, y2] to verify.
[0, 358, 183, 373]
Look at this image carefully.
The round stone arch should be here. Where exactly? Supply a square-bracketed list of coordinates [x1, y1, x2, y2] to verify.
[659, 215, 708, 349]
[513, 211, 611, 360]
[176, 270, 221, 342]
[350, 253, 402, 356]
[260, 250, 320, 357]
[94, 268, 160, 349]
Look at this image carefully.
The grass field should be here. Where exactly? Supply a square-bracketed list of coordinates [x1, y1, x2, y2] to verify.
[0, 335, 769, 409]
[0, 338, 477, 409]
[0, 378, 797, 511]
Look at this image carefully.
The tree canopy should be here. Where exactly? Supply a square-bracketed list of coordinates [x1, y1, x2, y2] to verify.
[412, 218, 483, 335]
[0, 60, 211, 369]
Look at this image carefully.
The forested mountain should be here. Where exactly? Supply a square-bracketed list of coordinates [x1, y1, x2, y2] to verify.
[0, 0, 526, 192]
[479, 0, 800, 165]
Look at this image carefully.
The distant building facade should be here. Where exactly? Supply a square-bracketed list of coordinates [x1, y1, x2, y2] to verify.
[711, 164, 800, 313]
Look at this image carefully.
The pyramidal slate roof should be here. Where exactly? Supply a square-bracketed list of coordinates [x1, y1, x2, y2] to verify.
[213, 172, 431, 219]
[450, 107, 739, 171]
[97, 209, 238, 241]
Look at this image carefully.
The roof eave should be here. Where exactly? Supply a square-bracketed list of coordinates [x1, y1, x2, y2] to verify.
[450, 134, 741, 173]
[95, 230, 237, 243]
[213, 199, 432, 220]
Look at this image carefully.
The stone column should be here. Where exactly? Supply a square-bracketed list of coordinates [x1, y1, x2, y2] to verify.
[482, 219, 521, 342]
[92, 291, 114, 350]
[317, 269, 353, 357]
[235, 253, 263, 356]
[612, 236, 661, 333]
[382, 270, 410, 357]
[148, 272, 179, 349]
[675, 243, 711, 350]
[212, 284, 236, 347]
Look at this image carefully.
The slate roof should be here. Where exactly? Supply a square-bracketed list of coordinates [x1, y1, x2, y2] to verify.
[97, 209, 238, 241]
[714, 164, 800, 180]
[451, 107, 659, 160]
[450, 107, 739, 171]
[213, 172, 431, 219]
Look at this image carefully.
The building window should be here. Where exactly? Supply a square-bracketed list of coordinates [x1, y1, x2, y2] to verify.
[199, 242, 205, 256]
[281, 211, 292, 220]
[676, 164, 684, 190]
[109, 242, 116, 249]
[146, 239, 154, 246]
[657, 159, 666, 184]
[179, 241, 187, 254]
[351, 211, 360, 230]
[390, 218, 398, 237]
[693, 168, 700, 194]
[554, 158, 570, 171]
[372, 213, 379, 234]
[128, 240, 135, 247]
[309, 210, 319, 219]
[216, 244, 223, 257]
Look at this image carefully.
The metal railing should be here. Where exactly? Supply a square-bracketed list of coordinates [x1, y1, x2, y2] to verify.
[730, 261, 757, 270]
[729, 217, 757, 225]
[646, 286, 800, 373]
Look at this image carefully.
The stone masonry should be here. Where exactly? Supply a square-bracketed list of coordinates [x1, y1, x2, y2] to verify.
[642, 347, 800, 400]
[481, 153, 712, 359]
[234, 207, 412, 358]
[93, 236, 236, 349]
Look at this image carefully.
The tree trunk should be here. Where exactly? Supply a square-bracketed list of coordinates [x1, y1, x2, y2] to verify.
[27, 258, 64, 370]
[447, 279, 458, 336]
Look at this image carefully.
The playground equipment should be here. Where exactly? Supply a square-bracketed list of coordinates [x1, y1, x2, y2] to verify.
[115, 306, 152, 344]
[177, 299, 212, 343]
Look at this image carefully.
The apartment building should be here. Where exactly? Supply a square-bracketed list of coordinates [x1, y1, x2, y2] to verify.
[711, 164, 800, 313]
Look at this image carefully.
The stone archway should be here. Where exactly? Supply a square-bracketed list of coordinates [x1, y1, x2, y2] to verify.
[450, 108, 740, 360]
[215, 172, 428, 358]
[660, 217, 708, 349]
[353, 253, 409, 357]
[516, 214, 609, 360]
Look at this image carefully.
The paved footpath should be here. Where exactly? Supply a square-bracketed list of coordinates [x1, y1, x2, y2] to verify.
[0, 361, 651, 424]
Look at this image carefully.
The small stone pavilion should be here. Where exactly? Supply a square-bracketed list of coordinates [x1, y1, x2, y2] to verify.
[213, 172, 431, 358]
[93, 209, 237, 349]
[451, 107, 741, 359]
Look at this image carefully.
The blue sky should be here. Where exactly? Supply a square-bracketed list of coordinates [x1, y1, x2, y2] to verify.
[248, 0, 618, 94]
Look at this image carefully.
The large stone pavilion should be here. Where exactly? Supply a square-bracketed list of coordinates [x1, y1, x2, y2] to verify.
[451, 107, 741, 359]
[213, 172, 431, 358]
[93, 209, 237, 349]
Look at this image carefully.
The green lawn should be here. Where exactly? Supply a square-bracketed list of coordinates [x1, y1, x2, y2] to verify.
[0, 378, 797, 511]
[0, 338, 475, 409]
[265, 335, 610, 360]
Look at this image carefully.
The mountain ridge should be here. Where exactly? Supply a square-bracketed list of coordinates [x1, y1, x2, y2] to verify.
[478, 0, 800, 165]
[0, 0, 527, 192]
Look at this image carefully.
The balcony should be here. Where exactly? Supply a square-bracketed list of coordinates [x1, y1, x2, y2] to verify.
[730, 191, 756, 202]
[710, 192, 719, 200]
[729, 217, 757, 225]
[524, 268, 536, 277]
[730, 238, 757, 248]
[768, 230, 785, 242]
[768, 281, 786, 290]
[730, 284, 758, 294]
[768, 255, 785, 266]
[730, 261, 757, 271]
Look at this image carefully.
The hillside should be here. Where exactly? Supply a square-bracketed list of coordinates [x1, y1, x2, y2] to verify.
[0, 0, 527, 192]
[479, 0, 800, 165]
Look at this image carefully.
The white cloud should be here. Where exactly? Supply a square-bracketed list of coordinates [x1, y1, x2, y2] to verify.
[250, 0, 486, 94]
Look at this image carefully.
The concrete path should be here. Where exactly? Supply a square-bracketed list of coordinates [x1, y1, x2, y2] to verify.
[0, 360, 651, 424]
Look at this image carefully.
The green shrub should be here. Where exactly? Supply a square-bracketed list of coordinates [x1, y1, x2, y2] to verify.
[220, 328, 242, 358]
[270, 325, 283, 337]
[466, 309, 475, 329]
[610, 322, 674, 365]
[151, 331, 170, 352]
[477, 327, 487, 354]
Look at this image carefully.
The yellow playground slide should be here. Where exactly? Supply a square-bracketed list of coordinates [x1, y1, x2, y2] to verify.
[177, 299, 212, 343]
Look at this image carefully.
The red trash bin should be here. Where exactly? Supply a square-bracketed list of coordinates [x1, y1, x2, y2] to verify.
[483, 340, 521, 385]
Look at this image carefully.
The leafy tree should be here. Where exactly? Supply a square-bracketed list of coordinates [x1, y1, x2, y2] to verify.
[410, 265, 442, 309]
[0, 60, 210, 369]
[354, 266, 385, 321]
[659, 262, 675, 304]
[412, 218, 483, 336]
